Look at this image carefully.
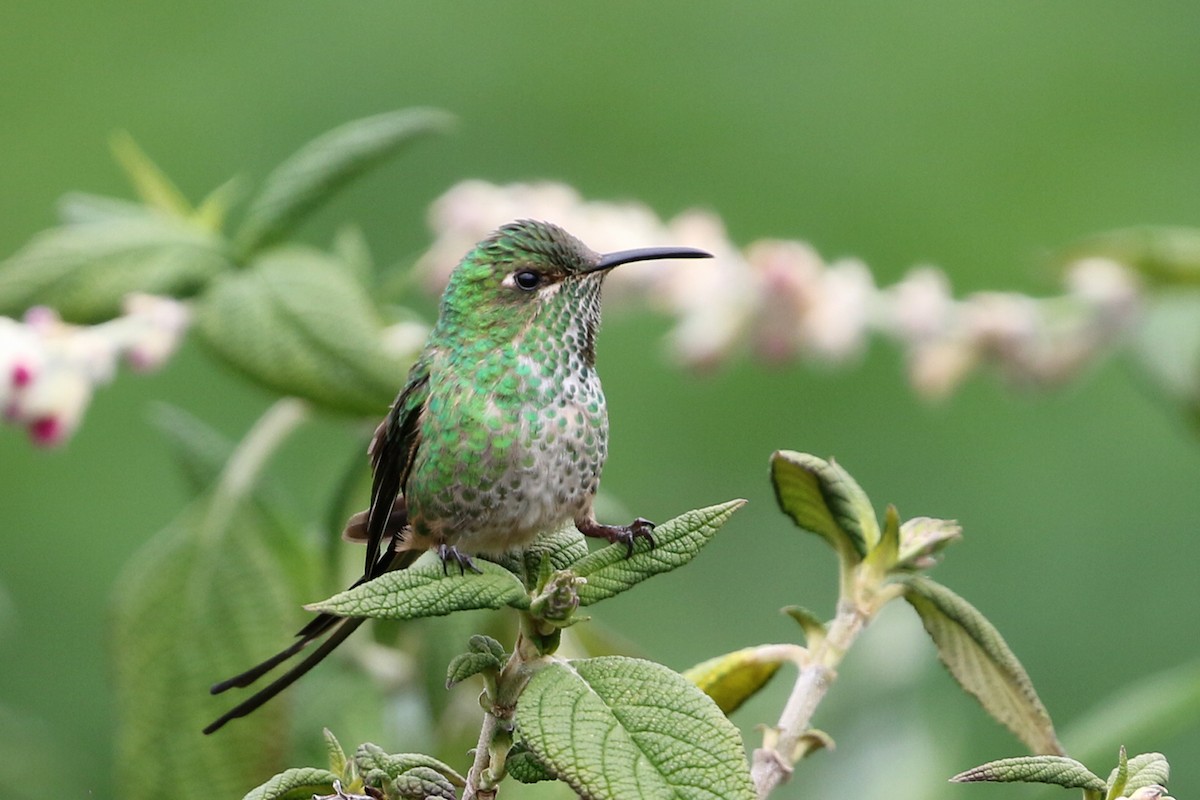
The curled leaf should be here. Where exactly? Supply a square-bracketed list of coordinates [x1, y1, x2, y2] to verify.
[683, 645, 794, 714]
[240, 767, 339, 800]
[770, 451, 877, 559]
[901, 576, 1063, 755]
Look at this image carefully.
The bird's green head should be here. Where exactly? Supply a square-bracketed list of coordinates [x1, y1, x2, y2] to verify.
[434, 219, 711, 350]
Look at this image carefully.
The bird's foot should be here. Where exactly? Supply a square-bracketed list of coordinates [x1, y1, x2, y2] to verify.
[437, 543, 482, 575]
[577, 517, 656, 558]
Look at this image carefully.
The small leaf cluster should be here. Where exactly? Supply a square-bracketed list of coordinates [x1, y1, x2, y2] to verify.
[0, 108, 452, 415]
[953, 747, 1173, 800]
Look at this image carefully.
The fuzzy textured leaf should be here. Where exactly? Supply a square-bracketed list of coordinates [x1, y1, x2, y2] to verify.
[0, 216, 229, 322]
[573, 500, 745, 605]
[516, 656, 757, 800]
[770, 451, 877, 558]
[195, 247, 411, 415]
[113, 498, 302, 800]
[235, 108, 452, 255]
[506, 743, 558, 784]
[1108, 753, 1170, 796]
[241, 767, 339, 800]
[354, 743, 466, 788]
[306, 556, 529, 619]
[902, 576, 1062, 755]
[951, 756, 1104, 791]
[445, 651, 502, 688]
[683, 646, 787, 714]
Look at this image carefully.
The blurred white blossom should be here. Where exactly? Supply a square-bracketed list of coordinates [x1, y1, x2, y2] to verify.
[416, 180, 1144, 397]
[0, 294, 190, 446]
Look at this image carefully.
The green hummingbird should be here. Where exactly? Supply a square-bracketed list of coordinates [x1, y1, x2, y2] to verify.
[205, 219, 712, 733]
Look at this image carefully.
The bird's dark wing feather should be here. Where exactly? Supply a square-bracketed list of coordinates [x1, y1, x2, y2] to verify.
[363, 356, 431, 579]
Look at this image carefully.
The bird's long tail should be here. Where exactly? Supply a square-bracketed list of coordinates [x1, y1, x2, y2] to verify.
[203, 543, 419, 734]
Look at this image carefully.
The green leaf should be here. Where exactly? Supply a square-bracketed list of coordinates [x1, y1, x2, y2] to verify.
[57, 191, 153, 224]
[0, 216, 231, 322]
[110, 131, 193, 218]
[112, 499, 303, 800]
[353, 743, 466, 788]
[1063, 660, 1200, 766]
[573, 500, 745, 606]
[781, 605, 827, 648]
[1107, 746, 1130, 800]
[897, 515, 962, 569]
[306, 556, 529, 619]
[506, 742, 558, 784]
[901, 576, 1063, 755]
[951, 756, 1105, 791]
[1108, 752, 1170, 797]
[446, 651, 502, 688]
[195, 246, 412, 415]
[235, 107, 453, 256]
[770, 451, 877, 558]
[322, 728, 348, 778]
[516, 656, 757, 800]
[241, 767, 339, 800]
[683, 645, 789, 714]
[149, 403, 237, 493]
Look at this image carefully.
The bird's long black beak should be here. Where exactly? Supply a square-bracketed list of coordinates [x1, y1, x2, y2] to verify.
[588, 246, 713, 273]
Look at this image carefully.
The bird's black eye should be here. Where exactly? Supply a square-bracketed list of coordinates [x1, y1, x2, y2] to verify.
[513, 270, 541, 291]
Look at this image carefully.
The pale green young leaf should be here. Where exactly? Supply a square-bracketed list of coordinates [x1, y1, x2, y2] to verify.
[573, 500, 745, 606]
[515, 656, 757, 800]
[194, 247, 411, 415]
[110, 131, 193, 218]
[951, 755, 1105, 791]
[235, 107, 453, 256]
[770, 451, 875, 558]
[901, 576, 1063, 755]
[306, 556, 529, 619]
[57, 191, 152, 224]
[1108, 752, 1170, 797]
[240, 767, 339, 800]
[1129, 293, 1200, 424]
[112, 499, 303, 800]
[322, 728, 347, 778]
[445, 650, 502, 688]
[781, 605, 827, 647]
[683, 645, 789, 714]
[0, 216, 230, 322]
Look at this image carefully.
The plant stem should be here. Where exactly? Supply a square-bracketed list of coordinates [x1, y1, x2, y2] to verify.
[751, 580, 904, 797]
[463, 710, 501, 800]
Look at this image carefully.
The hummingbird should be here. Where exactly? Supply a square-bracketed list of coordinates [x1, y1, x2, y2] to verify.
[204, 219, 712, 733]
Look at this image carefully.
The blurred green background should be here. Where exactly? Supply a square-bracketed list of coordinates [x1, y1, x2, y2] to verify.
[3, 2, 1198, 798]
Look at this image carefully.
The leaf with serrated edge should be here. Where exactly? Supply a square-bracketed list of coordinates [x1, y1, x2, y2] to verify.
[241, 767, 339, 800]
[195, 247, 410, 415]
[902, 576, 1063, 755]
[770, 451, 872, 558]
[951, 756, 1105, 791]
[683, 646, 787, 714]
[573, 501, 745, 606]
[306, 557, 528, 619]
[235, 108, 453, 255]
[516, 656, 756, 800]
[322, 728, 347, 777]
[1109, 753, 1170, 796]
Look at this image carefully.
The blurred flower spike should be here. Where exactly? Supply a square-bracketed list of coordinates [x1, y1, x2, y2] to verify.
[417, 181, 1143, 396]
[1, 294, 189, 446]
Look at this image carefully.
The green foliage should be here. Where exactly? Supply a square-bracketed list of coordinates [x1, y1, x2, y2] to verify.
[242, 767, 340, 800]
[573, 500, 746, 605]
[0, 215, 231, 322]
[951, 755, 1106, 791]
[770, 450, 878, 559]
[683, 646, 789, 715]
[515, 657, 757, 800]
[1107, 751, 1170, 800]
[900, 575, 1063, 756]
[234, 108, 454, 257]
[195, 246, 411, 415]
